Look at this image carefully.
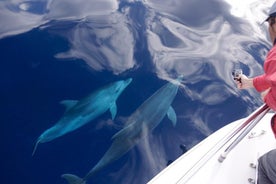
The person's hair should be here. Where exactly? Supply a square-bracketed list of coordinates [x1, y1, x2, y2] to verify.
[270, 16, 276, 26]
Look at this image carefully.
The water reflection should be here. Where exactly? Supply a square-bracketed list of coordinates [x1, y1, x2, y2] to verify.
[53, 14, 135, 74]
[0, 0, 272, 86]
[1, 0, 275, 183]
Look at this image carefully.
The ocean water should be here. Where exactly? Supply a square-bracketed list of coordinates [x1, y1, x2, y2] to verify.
[0, 0, 273, 183]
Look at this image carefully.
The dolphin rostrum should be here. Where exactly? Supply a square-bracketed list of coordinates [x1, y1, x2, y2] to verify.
[62, 77, 182, 184]
[32, 78, 132, 156]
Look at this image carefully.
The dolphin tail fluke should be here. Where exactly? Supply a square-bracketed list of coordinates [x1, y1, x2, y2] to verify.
[61, 174, 86, 184]
[32, 140, 40, 156]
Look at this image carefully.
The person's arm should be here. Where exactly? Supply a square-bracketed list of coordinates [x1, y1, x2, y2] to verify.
[253, 74, 271, 92]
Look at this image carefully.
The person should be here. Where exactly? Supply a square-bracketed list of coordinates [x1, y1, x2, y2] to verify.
[235, 2, 276, 184]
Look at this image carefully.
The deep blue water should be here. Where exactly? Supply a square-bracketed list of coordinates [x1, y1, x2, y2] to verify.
[0, 0, 273, 184]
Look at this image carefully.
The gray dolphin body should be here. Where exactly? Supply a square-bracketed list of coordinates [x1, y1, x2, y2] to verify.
[32, 78, 132, 156]
[62, 77, 181, 184]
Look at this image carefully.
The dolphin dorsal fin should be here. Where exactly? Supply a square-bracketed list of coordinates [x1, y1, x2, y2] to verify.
[167, 106, 177, 127]
[60, 100, 78, 111]
[110, 102, 117, 120]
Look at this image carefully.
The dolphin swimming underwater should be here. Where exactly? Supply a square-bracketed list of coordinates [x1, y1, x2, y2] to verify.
[62, 77, 182, 184]
[32, 78, 132, 156]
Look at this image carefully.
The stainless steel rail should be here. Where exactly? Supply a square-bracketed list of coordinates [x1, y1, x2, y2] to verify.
[177, 104, 270, 183]
[218, 104, 270, 162]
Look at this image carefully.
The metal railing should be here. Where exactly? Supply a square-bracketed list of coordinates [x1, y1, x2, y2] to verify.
[218, 104, 270, 162]
[177, 104, 270, 183]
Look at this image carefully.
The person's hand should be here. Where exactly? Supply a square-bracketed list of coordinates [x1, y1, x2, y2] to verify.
[235, 74, 254, 89]
[261, 88, 271, 101]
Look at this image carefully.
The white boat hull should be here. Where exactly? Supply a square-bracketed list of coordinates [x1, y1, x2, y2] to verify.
[148, 111, 276, 184]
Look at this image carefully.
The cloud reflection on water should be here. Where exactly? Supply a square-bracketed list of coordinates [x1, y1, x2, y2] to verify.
[53, 14, 135, 74]
[0, 0, 272, 85]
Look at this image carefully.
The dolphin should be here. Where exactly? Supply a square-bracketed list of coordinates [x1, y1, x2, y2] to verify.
[32, 78, 132, 156]
[62, 77, 182, 184]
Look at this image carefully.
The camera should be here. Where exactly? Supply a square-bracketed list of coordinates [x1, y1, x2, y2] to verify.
[232, 69, 242, 81]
